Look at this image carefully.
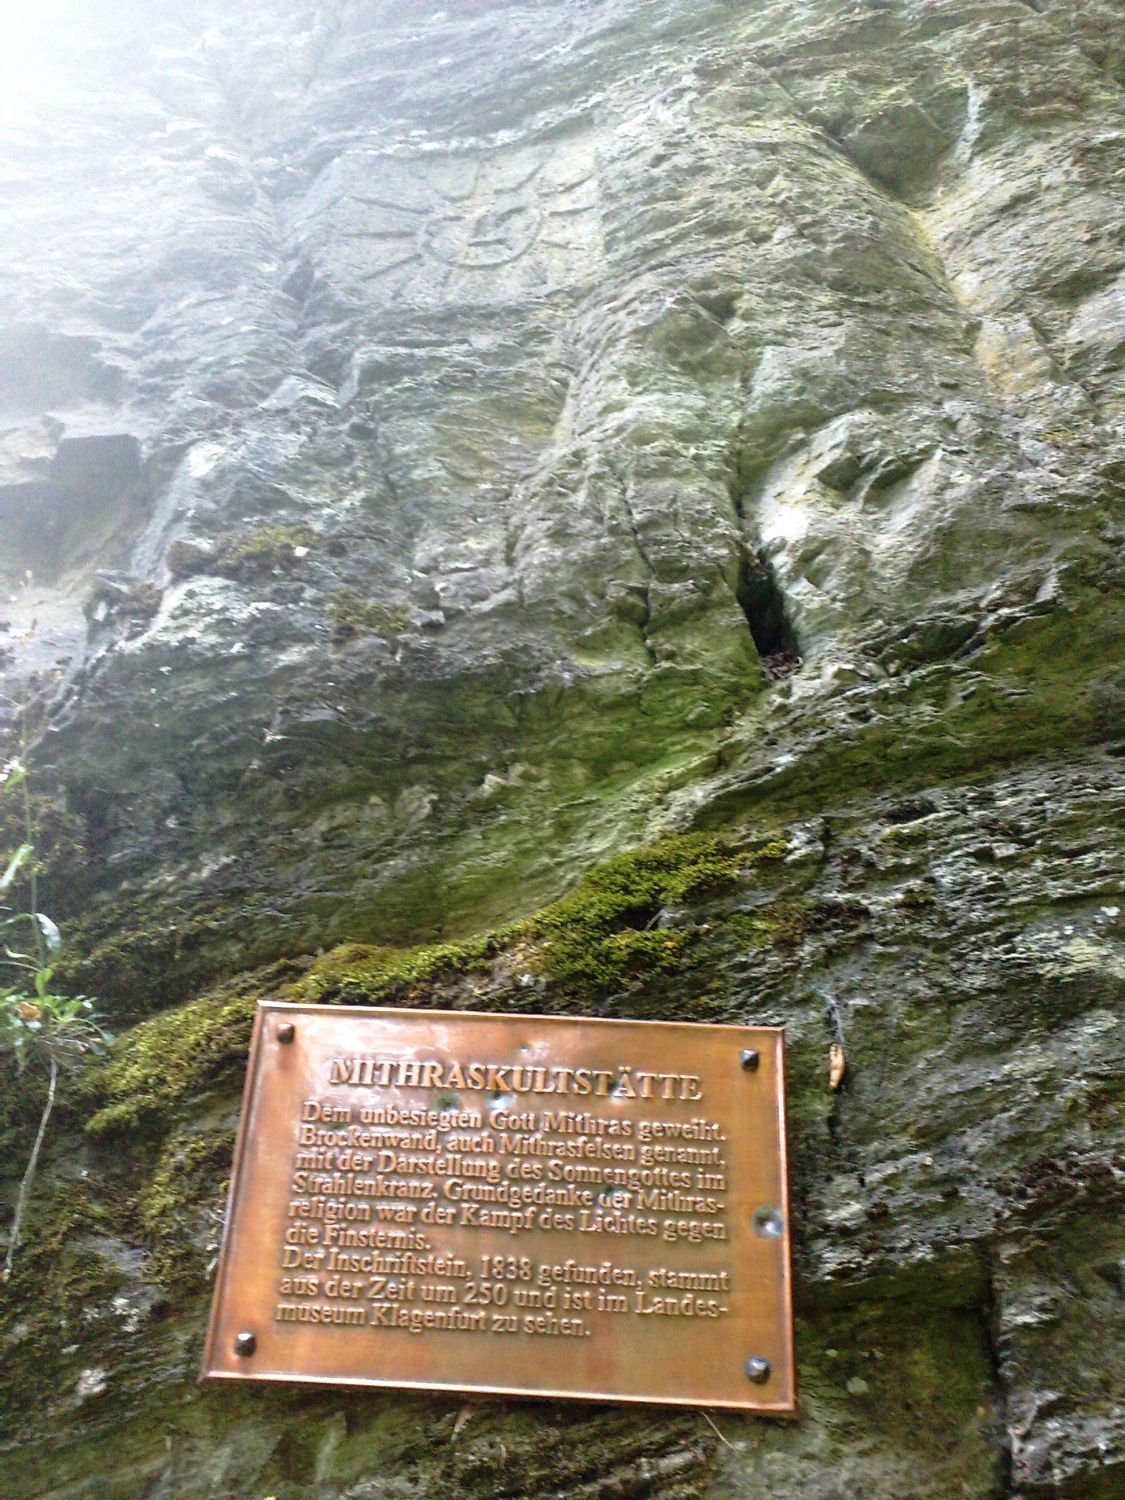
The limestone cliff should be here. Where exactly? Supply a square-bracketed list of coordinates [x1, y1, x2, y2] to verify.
[0, 2, 1121, 1496]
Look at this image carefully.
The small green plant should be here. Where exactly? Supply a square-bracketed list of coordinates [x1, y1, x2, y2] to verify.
[1, 752, 112, 1281]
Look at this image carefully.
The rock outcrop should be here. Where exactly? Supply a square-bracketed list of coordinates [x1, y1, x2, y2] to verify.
[0, 2, 1121, 1496]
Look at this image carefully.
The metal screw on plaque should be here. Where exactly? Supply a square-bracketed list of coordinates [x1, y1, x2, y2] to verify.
[276, 1021, 295, 1044]
[739, 1048, 760, 1071]
[234, 1330, 257, 1357]
[743, 1356, 771, 1385]
[752, 1206, 784, 1239]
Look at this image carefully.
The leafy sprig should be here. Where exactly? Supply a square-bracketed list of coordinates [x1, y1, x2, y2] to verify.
[0, 751, 112, 1279]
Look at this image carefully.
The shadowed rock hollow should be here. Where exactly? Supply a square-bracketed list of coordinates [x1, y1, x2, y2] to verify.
[0, 2, 1122, 1497]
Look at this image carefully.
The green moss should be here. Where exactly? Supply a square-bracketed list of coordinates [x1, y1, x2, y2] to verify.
[218, 523, 319, 575]
[713, 892, 872, 963]
[83, 932, 523, 1140]
[292, 932, 514, 1006]
[528, 833, 770, 986]
[299, 833, 785, 996]
[900, 883, 938, 909]
[327, 588, 411, 641]
[137, 1127, 236, 1288]
[774, 894, 816, 942]
[0, 1177, 124, 1416]
[84, 830, 788, 1140]
[720, 910, 785, 950]
[717, 896, 813, 953]
[84, 983, 259, 1137]
[168, 524, 320, 582]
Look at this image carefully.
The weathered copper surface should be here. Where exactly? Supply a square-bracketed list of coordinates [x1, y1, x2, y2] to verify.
[201, 1004, 796, 1414]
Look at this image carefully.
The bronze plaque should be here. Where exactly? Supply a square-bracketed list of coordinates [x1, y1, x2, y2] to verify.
[201, 1004, 796, 1414]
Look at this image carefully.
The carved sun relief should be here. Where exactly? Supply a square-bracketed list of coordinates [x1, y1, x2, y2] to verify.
[307, 139, 603, 305]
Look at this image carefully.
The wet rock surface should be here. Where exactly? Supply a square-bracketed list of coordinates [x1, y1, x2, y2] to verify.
[0, 2, 1122, 1497]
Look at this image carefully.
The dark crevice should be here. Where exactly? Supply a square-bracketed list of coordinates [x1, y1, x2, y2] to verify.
[982, 1264, 1016, 1498]
[637, 591, 657, 666]
[728, 466, 802, 678]
[736, 547, 801, 679]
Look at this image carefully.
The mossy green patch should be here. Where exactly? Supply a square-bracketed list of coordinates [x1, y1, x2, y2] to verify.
[83, 983, 259, 1137]
[137, 1127, 235, 1289]
[168, 524, 320, 582]
[530, 833, 785, 986]
[297, 832, 787, 997]
[84, 831, 790, 1143]
[327, 588, 410, 641]
[291, 932, 517, 1006]
[719, 901, 808, 952]
[0, 1177, 124, 1416]
[214, 523, 320, 576]
[539, 924, 688, 986]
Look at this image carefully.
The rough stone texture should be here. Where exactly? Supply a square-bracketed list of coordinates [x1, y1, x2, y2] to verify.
[0, 1, 1122, 1497]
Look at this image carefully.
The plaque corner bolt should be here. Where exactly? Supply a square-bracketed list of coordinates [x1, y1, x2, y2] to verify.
[276, 1021, 296, 1044]
[743, 1356, 771, 1385]
[739, 1048, 760, 1072]
[234, 1330, 257, 1358]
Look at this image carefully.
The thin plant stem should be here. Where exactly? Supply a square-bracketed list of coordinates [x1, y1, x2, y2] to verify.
[3, 1052, 57, 1282]
[700, 1410, 736, 1450]
[18, 716, 46, 972]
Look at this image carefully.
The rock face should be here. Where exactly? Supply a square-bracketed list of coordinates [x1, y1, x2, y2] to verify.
[0, 2, 1121, 1497]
